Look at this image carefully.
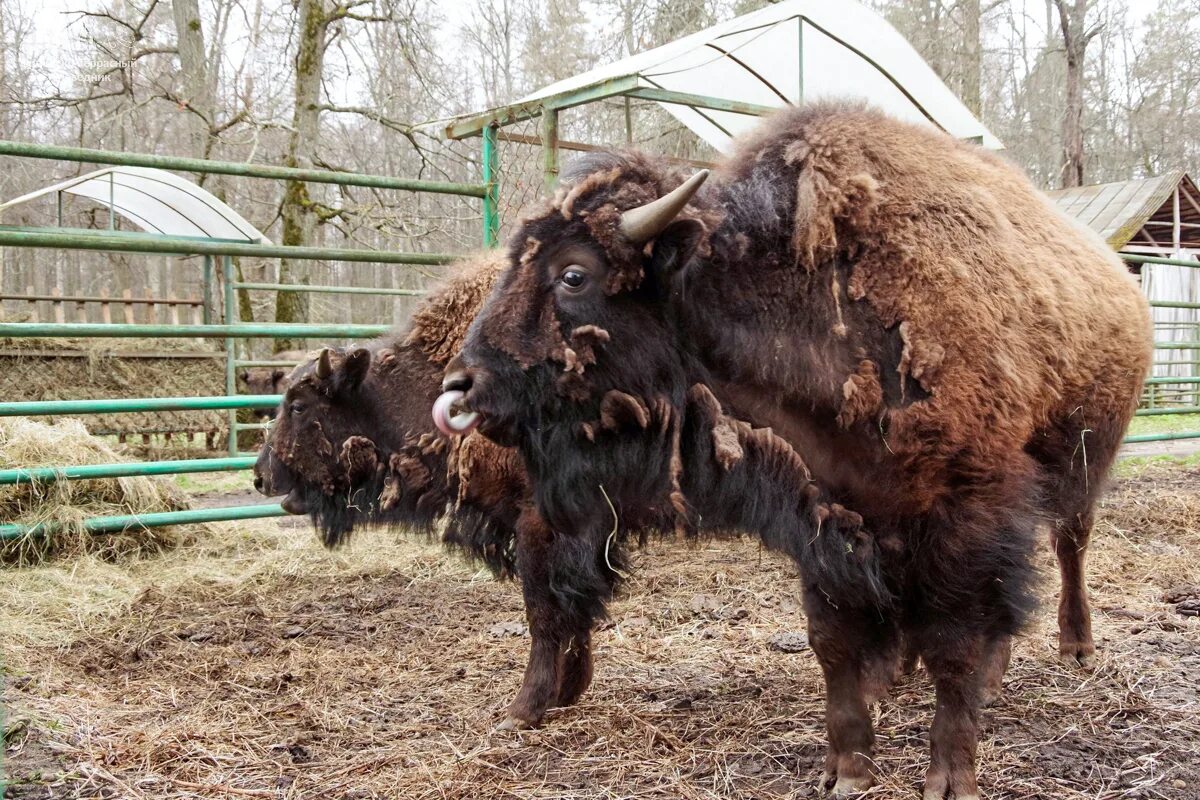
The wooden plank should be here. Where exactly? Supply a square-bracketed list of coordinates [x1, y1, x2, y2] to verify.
[121, 289, 134, 324]
[75, 300, 88, 323]
[99, 288, 112, 324]
[169, 294, 180, 326]
[24, 285, 37, 322]
[0, 349, 225, 359]
[51, 286, 65, 323]
[0, 292, 203, 306]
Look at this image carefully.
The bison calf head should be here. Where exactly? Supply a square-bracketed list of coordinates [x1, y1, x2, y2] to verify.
[256, 346, 448, 547]
[240, 350, 308, 419]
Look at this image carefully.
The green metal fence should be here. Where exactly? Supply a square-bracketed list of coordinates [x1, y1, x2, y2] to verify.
[0, 140, 499, 539]
[1123, 253, 1200, 444]
[0, 137, 1196, 541]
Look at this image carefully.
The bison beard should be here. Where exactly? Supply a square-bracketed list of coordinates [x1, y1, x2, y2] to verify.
[447, 101, 1153, 798]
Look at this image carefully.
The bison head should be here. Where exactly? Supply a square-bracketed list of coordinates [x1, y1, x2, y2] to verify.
[435, 153, 714, 534]
[255, 345, 449, 547]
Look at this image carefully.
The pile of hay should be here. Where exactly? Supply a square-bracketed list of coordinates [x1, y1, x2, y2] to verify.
[0, 332, 227, 444]
[0, 417, 194, 562]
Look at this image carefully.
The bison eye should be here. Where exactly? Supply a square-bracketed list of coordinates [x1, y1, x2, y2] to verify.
[290, 402, 305, 416]
[560, 268, 587, 291]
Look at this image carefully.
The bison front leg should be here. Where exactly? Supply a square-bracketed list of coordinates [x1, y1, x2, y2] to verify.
[804, 590, 895, 796]
[554, 629, 594, 707]
[500, 508, 605, 730]
[918, 632, 991, 800]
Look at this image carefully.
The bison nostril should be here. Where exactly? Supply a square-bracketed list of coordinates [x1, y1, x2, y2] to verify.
[442, 369, 473, 394]
[254, 475, 265, 492]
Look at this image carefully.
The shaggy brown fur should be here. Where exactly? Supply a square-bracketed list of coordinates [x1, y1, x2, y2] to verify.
[449, 101, 1153, 799]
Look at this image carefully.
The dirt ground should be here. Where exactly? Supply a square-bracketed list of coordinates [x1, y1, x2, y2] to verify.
[2, 466, 1199, 800]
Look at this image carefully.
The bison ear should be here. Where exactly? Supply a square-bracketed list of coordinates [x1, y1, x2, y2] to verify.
[238, 370, 249, 384]
[647, 218, 704, 285]
[339, 348, 371, 392]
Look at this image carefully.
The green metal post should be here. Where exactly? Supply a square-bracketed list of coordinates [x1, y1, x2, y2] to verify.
[542, 106, 559, 194]
[0, 503, 289, 540]
[0, 322, 390, 338]
[0, 225, 458, 265]
[202, 255, 214, 324]
[0, 140, 487, 198]
[482, 123, 501, 248]
[0, 395, 279, 416]
[223, 255, 237, 456]
[0, 456, 259, 485]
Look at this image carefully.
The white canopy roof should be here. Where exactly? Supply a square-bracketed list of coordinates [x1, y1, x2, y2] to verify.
[521, 0, 1001, 152]
[0, 166, 268, 242]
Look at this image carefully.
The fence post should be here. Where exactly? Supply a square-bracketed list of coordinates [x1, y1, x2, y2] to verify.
[482, 123, 500, 248]
[541, 105, 559, 194]
[223, 255, 237, 456]
[202, 255, 213, 324]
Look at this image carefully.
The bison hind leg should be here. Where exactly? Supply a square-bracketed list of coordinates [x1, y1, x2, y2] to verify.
[1032, 411, 1127, 670]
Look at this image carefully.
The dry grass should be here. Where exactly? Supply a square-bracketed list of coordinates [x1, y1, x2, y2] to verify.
[0, 418, 194, 564]
[2, 466, 1198, 799]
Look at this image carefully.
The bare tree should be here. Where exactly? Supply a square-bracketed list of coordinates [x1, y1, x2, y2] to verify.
[1053, 0, 1102, 188]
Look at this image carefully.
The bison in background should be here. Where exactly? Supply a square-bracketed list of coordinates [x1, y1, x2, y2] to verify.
[239, 350, 309, 420]
[439, 102, 1153, 798]
[253, 253, 602, 728]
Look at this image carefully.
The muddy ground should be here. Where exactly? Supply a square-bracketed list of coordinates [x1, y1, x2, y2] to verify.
[3, 467, 1199, 799]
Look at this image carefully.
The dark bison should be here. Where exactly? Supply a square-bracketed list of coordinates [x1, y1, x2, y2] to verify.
[253, 252, 876, 733]
[437, 102, 1153, 798]
[253, 253, 603, 729]
[240, 350, 309, 419]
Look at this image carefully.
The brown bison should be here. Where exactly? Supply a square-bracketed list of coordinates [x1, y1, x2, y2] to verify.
[240, 350, 309, 419]
[437, 102, 1153, 798]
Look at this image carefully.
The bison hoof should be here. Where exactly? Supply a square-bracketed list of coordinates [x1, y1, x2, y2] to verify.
[496, 715, 536, 732]
[821, 756, 872, 797]
[923, 765, 979, 800]
[821, 773, 872, 796]
[1059, 641, 1096, 670]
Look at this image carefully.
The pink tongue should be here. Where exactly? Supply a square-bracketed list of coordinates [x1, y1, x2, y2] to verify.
[433, 390, 481, 436]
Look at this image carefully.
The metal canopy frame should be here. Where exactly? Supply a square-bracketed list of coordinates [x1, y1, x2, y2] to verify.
[444, 1, 1001, 193]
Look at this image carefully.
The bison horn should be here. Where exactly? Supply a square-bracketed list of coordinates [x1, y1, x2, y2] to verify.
[618, 169, 710, 243]
[315, 348, 333, 380]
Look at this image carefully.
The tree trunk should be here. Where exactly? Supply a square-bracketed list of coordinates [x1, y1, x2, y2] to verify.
[171, 0, 212, 164]
[275, 0, 328, 351]
[961, 0, 982, 118]
[1056, 0, 1094, 189]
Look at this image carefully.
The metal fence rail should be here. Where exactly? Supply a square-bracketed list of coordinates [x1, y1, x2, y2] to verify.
[0, 138, 499, 540]
[1126, 253, 1200, 444]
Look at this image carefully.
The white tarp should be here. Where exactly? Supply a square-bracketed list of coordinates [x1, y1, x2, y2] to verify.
[0, 166, 268, 242]
[521, 0, 1001, 152]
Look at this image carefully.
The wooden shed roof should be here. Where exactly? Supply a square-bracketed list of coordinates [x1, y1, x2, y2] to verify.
[1046, 170, 1200, 250]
